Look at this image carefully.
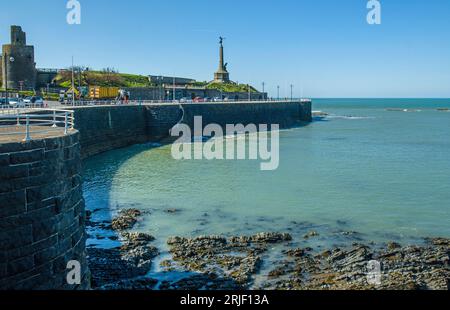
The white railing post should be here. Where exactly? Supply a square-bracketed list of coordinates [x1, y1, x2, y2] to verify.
[64, 112, 68, 135]
[52, 110, 57, 127]
[23, 116, 31, 142]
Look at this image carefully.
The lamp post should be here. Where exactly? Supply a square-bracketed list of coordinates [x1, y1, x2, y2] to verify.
[290, 84, 293, 101]
[4, 54, 15, 105]
[277, 85, 280, 100]
[248, 84, 251, 101]
[159, 76, 163, 101]
[173, 77, 176, 101]
[71, 56, 75, 106]
[262, 82, 265, 101]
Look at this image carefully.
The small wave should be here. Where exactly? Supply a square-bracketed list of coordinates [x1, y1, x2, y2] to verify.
[386, 108, 422, 112]
[326, 115, 375, 120]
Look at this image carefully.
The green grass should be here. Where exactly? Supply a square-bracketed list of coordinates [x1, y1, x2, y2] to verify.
[54, 70, 154, 88]
[206, 82, 258, 93]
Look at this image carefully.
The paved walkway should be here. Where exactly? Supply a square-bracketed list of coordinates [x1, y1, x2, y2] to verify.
[0, 125, 68, 143]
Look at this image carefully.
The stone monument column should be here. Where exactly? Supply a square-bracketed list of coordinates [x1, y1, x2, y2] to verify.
[214, 37, 230, 83]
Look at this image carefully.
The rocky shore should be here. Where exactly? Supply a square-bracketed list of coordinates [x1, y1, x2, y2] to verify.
[86, 208, 449, 290]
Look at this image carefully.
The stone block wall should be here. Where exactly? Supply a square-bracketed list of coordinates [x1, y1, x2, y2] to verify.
[181, 101, 311, 129]
[0, 132, 90, 290]
[145, 101, 312, 143]
[72, 101, 312, 158]
[72, 105, 149, 158]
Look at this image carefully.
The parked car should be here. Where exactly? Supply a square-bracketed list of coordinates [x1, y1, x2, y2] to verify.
[203, 97, 211, 102]
[213, 97, 221, 102]
[193, 97, 204, 103]
[23, 96, 44, 107]
[9, 98, 25, 108]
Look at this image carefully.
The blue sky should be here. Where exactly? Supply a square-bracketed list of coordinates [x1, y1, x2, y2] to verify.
[2, 0, 450, 98]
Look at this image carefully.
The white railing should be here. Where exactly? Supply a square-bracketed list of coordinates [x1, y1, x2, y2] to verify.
[58, 98, 312, 107]
[0, 108, 75, 142]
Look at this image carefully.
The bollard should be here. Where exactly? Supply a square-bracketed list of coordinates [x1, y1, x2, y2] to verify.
[52, 110, 57, 128]
[64, 112, 68, 135]
[23, 116, 31, 142]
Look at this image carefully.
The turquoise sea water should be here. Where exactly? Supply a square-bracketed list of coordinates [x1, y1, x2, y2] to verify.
[83, 99, 450, 254]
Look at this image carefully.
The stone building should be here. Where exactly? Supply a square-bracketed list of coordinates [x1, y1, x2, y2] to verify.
[1, 26, 37, 90]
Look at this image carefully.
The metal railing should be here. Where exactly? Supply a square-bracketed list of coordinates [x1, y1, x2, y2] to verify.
[0, 108, 75, 142]
[58, 98, 312, 107]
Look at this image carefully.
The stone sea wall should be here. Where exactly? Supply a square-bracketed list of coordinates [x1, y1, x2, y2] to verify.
[0, 132, 90, 290]
[0, 101, 311, 290]
[75, 101, 312, 157]
[72, 105, 149, 158]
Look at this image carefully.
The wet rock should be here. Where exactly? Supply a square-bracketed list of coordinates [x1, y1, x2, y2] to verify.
[284, 248, 307, 258]
[269, 238, 450, 290]
[111, 209, 142, 231]
[120, 244, 159, 269]
[303, 231, 319, 239]
[428, 237, 450, 247]
[87, 247, 155, 288]
[165, 208, 181, 214]
[340, 231, 361, 237]
[387, 241, 402, 250]
[250, 232, 292, 243]
[165, 233, 292, 288]
[87, 229, 158, 288]
[85, 210, 92, 219]
[159, 274, 242, 290]
[99, 278, 158, 290]
[229, 232, 292, 245]
[268, 262, 292, 278]
[121, 232, 155, 244]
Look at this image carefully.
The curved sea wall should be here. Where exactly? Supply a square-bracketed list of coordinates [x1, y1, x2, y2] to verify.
[72, 105, 149, 158]
[0, 132, 90, 289]
[75, 101, 312, 157]
[0, 101, 311, 289]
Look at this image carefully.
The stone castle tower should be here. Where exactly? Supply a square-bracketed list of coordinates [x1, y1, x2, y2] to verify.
[1, 26, 37, 90]
[214, 37, 230, 83]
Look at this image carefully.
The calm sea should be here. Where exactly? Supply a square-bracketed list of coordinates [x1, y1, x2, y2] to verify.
[83, 99, 450, 254]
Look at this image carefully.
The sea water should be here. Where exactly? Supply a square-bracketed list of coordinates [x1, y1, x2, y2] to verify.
[83, 99, 450, 255]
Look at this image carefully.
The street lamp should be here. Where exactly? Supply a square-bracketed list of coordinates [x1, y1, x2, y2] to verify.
[290, 84, 293, 101]
[262, 82, 265, 101]
[4, 55, 15, 105]
[277, 85, 280, 100]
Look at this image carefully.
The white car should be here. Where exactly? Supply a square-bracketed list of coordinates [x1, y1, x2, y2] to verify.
[9, 98, 25, 108]
[23, 96, 45, 107]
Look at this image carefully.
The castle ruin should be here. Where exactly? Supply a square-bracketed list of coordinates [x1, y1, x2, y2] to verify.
[1, 26, 37, 90]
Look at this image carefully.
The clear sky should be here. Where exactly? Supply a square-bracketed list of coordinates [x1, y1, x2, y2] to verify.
[2, 0, 450, 98]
